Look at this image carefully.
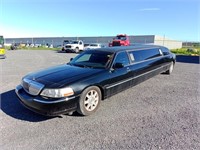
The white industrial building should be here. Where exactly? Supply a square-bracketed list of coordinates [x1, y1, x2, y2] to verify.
[129, 35, 182, 49]
[5, 35, 182, 49]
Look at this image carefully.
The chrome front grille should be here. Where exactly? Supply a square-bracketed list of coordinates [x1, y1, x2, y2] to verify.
[21, 78, 44, 96]
[113, 41, 121, 46]
[65, 45, 71, 48]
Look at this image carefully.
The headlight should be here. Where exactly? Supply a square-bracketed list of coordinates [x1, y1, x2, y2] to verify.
[40, 87, 74, 98]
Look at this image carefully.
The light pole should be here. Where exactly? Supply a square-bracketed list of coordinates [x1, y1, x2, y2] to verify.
[163, 35, 165, 46]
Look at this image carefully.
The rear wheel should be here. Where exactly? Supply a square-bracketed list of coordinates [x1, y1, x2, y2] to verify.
[77, 86, 101, 116]
[165, 62, 174, 75]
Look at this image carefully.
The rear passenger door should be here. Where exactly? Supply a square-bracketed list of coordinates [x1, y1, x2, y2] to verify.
[128, 48, 164, 86]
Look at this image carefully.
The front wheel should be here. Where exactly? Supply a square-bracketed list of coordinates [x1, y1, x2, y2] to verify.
[75, 47, 79, 53]
[77, 86, 101, 116]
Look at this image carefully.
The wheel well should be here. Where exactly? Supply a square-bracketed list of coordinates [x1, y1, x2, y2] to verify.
[96, 85, 105, 100]
[82, 85, 105, 100]
[171, 60, 175, 66]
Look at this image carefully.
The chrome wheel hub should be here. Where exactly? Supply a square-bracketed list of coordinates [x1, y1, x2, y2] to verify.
[84, 90, 99, 111]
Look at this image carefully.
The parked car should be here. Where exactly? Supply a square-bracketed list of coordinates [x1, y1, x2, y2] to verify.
[34, 44, 41, 47]
[10, 43, 19, 50]
[15, 45, 176, 116]
[61, 40, 71, 50]
[84, 43, 90, 47]
[49, 44, 54, 48]
[62, 40, 84, 53]
[29, 44, 35, 47]
[84, 43, 102, 50]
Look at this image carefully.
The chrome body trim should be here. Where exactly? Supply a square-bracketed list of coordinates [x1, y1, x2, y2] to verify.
[33, 96, 76, 104]
[106, 63, 170, 89]
[22, 78, 44, 96]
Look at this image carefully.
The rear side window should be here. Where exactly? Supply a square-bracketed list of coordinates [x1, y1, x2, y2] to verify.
[129, 51, 142, 62]
[128, 48, 161, 63]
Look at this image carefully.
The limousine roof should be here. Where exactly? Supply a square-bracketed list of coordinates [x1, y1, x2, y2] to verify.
[94, 45, 167, 53]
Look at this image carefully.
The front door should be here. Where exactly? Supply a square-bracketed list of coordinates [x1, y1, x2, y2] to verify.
[105, 51, 132, 97]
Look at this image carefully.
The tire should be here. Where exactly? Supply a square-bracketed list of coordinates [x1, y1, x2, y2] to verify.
[77, 86, 101, 116]
[75, 47, 79, 53]
[165, 61, 174, 75]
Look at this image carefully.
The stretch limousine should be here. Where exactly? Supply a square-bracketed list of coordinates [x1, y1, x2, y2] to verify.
[15, 45, 176, 116]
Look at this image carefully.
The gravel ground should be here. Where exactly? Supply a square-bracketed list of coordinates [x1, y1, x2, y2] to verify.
[0, 50, 200, 150]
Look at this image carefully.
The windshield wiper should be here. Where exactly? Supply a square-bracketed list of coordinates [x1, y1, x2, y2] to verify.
[69, 63, 95, 68]
[73, 64, 89, 68]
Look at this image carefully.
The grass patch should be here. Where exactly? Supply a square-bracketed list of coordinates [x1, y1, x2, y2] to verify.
[170, 47, 200, 56]
[5, 45, 200, 56]
[20, 47, 60, 51]
[5, 46, 61, 51]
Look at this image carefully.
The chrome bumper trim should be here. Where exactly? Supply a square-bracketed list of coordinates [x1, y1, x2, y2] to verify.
[33, 96, 76, 104]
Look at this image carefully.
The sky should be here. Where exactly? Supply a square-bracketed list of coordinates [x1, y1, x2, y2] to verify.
[0, 0, 199, 41]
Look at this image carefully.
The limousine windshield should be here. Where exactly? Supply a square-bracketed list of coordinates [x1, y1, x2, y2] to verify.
[69, 50, 114, 69]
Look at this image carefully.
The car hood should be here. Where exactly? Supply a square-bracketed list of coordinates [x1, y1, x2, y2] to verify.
[25, 64, 104, 88]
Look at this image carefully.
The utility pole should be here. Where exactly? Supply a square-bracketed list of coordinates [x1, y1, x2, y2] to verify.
[163, 35, 165, 46]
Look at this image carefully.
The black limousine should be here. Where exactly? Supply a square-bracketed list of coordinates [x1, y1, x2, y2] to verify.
[15, 45, 176, 116]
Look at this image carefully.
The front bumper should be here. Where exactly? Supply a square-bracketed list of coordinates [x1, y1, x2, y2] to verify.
[64, 48, 76, 53]
[15, 85, 79, 116]
[0, 54, 6, 59]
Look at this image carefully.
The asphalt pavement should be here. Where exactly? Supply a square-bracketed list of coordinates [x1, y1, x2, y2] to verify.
[1, 50, 200, 150]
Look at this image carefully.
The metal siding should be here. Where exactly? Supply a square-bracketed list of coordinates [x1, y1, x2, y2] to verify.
[5, 35, 182, 49]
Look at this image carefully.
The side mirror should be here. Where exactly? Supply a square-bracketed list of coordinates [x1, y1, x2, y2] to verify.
[113, 63, 124, 69]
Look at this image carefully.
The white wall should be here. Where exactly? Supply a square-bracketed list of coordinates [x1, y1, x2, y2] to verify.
[154, 35, 182, 49]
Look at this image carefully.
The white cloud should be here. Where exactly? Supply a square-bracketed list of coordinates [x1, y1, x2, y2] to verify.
[138, 8, 161, 11]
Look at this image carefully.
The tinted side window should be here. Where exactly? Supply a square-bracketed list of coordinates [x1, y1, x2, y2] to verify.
[161, 47, 170, 55]
[113, 52, 130, 66]
[129, 51, 142, 62]
[129, 48, 161, 63]
[148, 48, 161, 58]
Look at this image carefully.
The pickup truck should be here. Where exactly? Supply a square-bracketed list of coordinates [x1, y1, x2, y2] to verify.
[109, 34, 130, 47]
[62, 40, 84, 53]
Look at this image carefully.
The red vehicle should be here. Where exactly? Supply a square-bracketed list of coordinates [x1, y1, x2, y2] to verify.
[109, 34, 130, 47]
